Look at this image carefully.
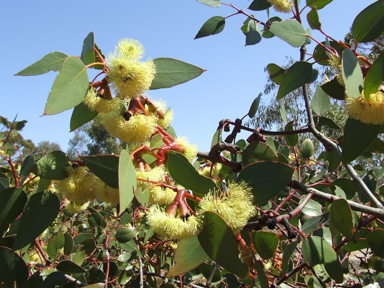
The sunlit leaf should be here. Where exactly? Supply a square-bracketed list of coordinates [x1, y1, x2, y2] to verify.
[307, 7, 321, 30]
[194, 16, 225, 39]
[119, 150, 137, 215]
[342, 49, 364, 98]
[330, 199, 355, 242]
[242, 142, 278, 166]
[70, 102, 98, 132]
[196, 0, 221, 7]
[15, 52, 69, 76]
[80, 154, 119, 188]
[270, 19, 307, 48]
[253, 231, 279, 259]
[267, 63, 285, 84]
[311, 85, 331, 115]
[352, 1, 384, 43]
[31, 151, 71, 180]
[364, 50, 384, 102]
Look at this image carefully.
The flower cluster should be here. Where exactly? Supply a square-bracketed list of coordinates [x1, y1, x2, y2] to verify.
[268, 0, 293, 13]
[346, 91, 384, 124]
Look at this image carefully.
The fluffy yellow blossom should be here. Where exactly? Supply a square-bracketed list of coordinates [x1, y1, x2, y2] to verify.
[103, 113, 157, 144]
[346, 91, 384, 124]
[65, 200, 90, 214]
[175, 137, 198, 163]
[328, 53, 344, 86]
[93, 178, 120, 204]
[144, 99, 174, 129]
[147, 205, 202, 240]
[198, 182, 255, 234]
[54, 166, 96, 204]
[149, 186, 177, 205]
[107, 39, 156, 99]
[136, 165, 165, 187]
[268, 0, 293, 13]
[83, 87, 122, 114]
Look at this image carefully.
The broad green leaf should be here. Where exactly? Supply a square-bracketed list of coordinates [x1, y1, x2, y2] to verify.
[115, 227, 141, 243]
[13, 192, 60, 250]
[284, 121, 298, 147]
[47, 233, 65, 259]
[196, 0, 221, 7]
[267, 63, 285, 84]
[44, 56, 89, 115]
[57, 260, 86, 274]
[330, 199, 355, 242]
[0, 188, 27, 234]
[142, 134, 163, 164]
[70, 102, 98, 132]
[311, 85, 330, 115]
[342, 118, 381, 164]
[198, 211, 248, 278]
[320, 77, 345, 100]
[15, 52, 69, 76]
[253, 231, 279, 259]
[315, 116, 342, 131]
[313, 41, 345, 66]
[238, 161, 293, 205]
[135, 186, 150, 206]
[330, 178, 357, 199]
[352, 1, 384, 43]
[307, 7, 321, 30]
[20, 155, 35, 177]
[276, 61, 313, 100]
[23, 272, 43, 288]
[254, 260, 269, 288]
[80, 32, 103, 69]
[306, 0, 332, 9]
[246, 20, 262, 46]
[0, 178, 9, 191]
[270, 19, 307, 48]
[194, 16, 225, 39]
[302, 213, 329, 235]
[0, 247, 29, 288]
[364, 50, 384, 102]
[262, 17, 282, 38]
[342, 49, 364, 98]
[167, 236, 209, 277]
[150, 58, 205, 89]
[118, 150, 137, 215]
[80, 154, 119, 188]
[210, 130, 222, 149]
[301, 199, 322, 217]
[64, 233, 73, 256]
[168, 151, 216, 195]
[198, 263, 221, 283]
[248, 0, 272, 11]
[280, 99, 287, 122]
[41, 272, 68, 288]
[31, 151, 71, 180]
[282, 241, 297, 274]
[307, 68, 318, 84]
[242, 142, 278, 166]
[367, 229, 384, 257]
[319, 149, 340, 171]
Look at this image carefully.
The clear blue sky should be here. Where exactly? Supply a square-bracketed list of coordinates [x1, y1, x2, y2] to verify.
[0, 1, 375, 153]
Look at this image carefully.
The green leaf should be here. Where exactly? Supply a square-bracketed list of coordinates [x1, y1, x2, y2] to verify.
[276, 61, 313, 100]
[198, 211, 248, 278]
[319, 149, 340, 171]
[168, 151, 217, 195]
[367, 229, 384, 257]
[342, 118, 381, 164]
[80, 154, 119, 188]
[302, 213, 329, 235]
[135, 186, 150, 206]
[142, 134, 163, 165]
[254, 260, 269, 288]
[20, 155, 35, 177]
[267, 63, 285, 85]
[31, 151, 71, 180]
[313, 41, 345, 66]
[210, 130, 222, 149]
[248, 0, 272, 11]
[262, 17, 282, 39]
[196, 0, 221, 7]
[342, 49, 364, 98]
[284, 121, 298, 147]
[0, 188, 27, 234]
[330, 199, 355, 242]
[280, 100, 287, 122]
[13, 192, 60, 250]
[118, 150, 137, 215]
[115, 227, 141, 243]
[320, 77, 345, 100]
[315, 116, 342, 131]
[80, 32, 103, 69]
[242, 142, 278, 166]
[15, 52, 69, 76]
[246, 20, 262, 46]
[302, 199, 322, 217]
[0, 247, 29, 288]
[270, 19, 307, 48]
[253, 231, 279, 259]
[57, 260, 86, 274]
[306, 0, 332, 9]
[70, 102, 98, 132]
[47, 232, 65, 259]
[150, 58, 205, 89]
[282, 241, 297, 274]
[194, 16, 225, 39]
[311, 85, 331, 115]
[238, 161, 293, 205]
[330, 178, 357, 199]
[41, 272, 68, 288]
[307, 7, 321, 30]
[352, 1, 384, 43]
[44, 56, 89, 115]
[23, 272, 43, 288]
[167, 236, 209, 277]
[364, 50, 384, 102]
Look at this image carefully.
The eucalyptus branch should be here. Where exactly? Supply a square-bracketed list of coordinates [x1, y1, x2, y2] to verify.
[197, 150, 242, 172]
[308, 266, 327, 288]
[288, 180, 384, 220]
[205, 263, 219, 288]
[221, 2, 269, 28]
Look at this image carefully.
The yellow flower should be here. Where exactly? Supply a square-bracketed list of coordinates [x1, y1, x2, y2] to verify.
[328, 53, 344, 86]
[65, 200, 90, 214]
[147, 205, 202, 240]
[198, 182, 255, 234]
[175, 137, 198, 163]
[346, 91, 384, 124]
[93, 177, 120, 204]
[136, 165, 165, 187]
[83, 87, 122, 114]
[144, 99, 174, 129]
[107, 39, 156, 99]
[268, 0, 293, 13]
[103, 113, 157, 144]
[149, 186, 177, 205]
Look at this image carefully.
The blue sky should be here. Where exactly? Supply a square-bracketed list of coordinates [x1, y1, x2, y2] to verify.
[0, 1, 375, 153]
